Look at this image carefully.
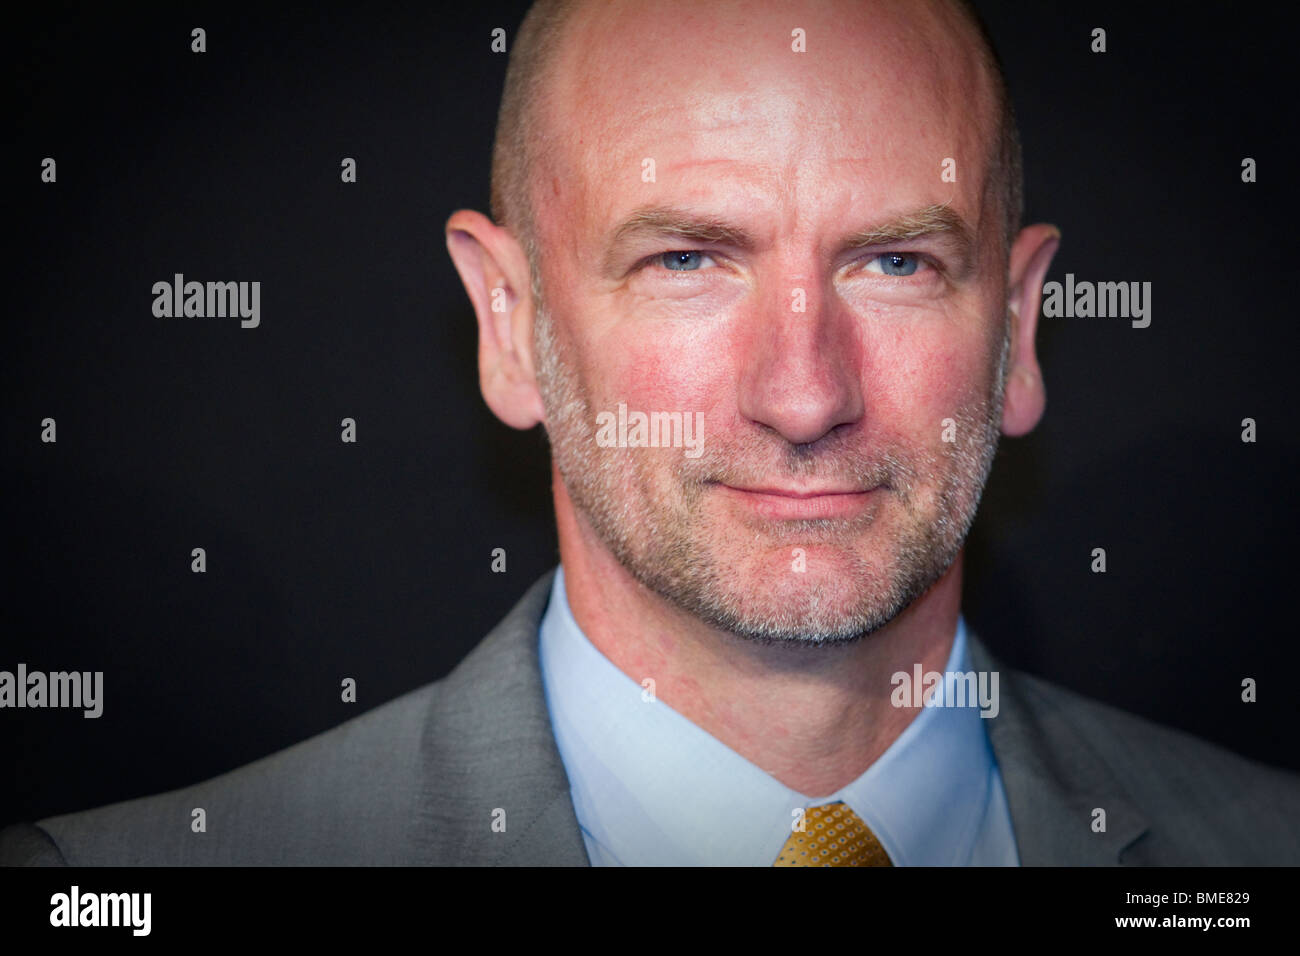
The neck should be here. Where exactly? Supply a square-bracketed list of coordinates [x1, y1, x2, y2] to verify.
[553, 473, 962, 797]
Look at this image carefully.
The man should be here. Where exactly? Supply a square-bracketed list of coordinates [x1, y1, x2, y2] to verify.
[4, 0, 1298, 866]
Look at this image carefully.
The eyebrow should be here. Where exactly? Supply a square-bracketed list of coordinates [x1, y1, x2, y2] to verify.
[603, 202, 976, 274]
[842, 203, 973, 252]
[608, 207, 758, 259]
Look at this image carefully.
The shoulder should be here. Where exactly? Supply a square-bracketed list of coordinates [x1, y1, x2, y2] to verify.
[5, 681, 441, 866]
[1, 571, 560, 867]
[974, 637, 1300, 864]
[1015, 662, 1299, 799]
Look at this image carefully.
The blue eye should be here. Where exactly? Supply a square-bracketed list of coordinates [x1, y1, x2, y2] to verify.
[866, 253, 921, 276]
[658, 251, 710, 271]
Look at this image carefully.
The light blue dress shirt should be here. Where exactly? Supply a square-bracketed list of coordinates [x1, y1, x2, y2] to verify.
[538, 565, 1020, 866]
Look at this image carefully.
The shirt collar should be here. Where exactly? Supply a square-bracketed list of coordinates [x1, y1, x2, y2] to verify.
[539, 565, 998, 865]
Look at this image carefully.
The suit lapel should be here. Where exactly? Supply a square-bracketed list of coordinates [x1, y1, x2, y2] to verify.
[411, 570, 590, 865]
[968, 633, 1150, 864]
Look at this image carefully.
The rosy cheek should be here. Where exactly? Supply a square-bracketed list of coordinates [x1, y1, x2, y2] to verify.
[587, 320, 732, 420]
[862, 326, 989, 438]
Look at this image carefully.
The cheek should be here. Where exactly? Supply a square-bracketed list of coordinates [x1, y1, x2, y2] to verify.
[582, 318, 733, 421]
[862, 320, 996, 442]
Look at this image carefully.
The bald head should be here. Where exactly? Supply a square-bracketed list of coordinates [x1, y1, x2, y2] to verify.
[489, 0, 580, 266]
[490, 0, 1023, 268]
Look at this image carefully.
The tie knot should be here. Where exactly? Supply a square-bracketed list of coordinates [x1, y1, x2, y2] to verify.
[773, 802, 893, 866]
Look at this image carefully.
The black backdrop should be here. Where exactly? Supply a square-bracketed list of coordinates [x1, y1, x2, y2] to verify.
[5, 1, 1298, 828]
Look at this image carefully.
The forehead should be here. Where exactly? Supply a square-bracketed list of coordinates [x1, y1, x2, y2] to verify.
[534, 0, 999, 256]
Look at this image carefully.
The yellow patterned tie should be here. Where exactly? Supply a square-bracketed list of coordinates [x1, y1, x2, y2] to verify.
[773, 802, 893, 866]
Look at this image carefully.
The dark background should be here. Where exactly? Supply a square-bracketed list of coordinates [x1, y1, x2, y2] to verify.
[5, 1, 1297, 826]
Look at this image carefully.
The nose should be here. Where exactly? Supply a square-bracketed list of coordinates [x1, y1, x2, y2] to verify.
[736, 278, 865, 446]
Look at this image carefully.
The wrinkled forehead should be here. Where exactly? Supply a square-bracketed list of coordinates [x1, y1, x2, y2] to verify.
[532, 0, 1001, 255]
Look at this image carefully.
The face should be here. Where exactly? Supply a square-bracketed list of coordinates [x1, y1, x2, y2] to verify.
[531, 0, 1012, 645]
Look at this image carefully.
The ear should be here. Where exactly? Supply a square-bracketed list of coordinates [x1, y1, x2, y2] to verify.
[445, 209, 546, 429]
[999, 223, 1060, 437]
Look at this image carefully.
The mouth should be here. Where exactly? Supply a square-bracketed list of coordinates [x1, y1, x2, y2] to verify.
[713, 482, 883, 521]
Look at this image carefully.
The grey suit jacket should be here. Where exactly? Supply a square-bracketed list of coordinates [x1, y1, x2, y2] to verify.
[4, 569, 1298, 865]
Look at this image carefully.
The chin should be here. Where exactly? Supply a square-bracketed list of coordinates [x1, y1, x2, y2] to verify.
[689, 547, 902, 645]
